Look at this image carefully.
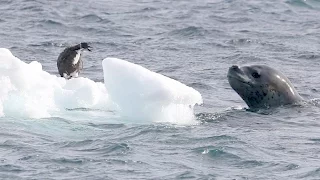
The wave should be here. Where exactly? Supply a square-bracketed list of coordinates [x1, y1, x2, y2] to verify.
[169, 26, 209, 38]
[79, 14, 112, 24]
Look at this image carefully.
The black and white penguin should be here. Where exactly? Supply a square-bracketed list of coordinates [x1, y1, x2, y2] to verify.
[57, 42, 92, 79]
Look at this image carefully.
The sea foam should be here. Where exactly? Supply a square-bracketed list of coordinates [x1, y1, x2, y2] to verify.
[0, 48, 202, 124]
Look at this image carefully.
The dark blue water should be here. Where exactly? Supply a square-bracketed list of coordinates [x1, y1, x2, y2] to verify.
[1, 0, 320, 179]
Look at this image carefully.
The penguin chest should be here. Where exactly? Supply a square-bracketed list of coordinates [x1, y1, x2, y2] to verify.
[63, 50, 82, 79]
[73, 50, 82, 65]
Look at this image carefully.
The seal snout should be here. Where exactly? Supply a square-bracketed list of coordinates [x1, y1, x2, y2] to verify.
[228, 65, 241, 77]
[227, 65, 250, 86]
[230, 65, 239, 70]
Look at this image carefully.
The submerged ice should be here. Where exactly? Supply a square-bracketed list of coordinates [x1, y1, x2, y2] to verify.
[0, 48, 202, 124]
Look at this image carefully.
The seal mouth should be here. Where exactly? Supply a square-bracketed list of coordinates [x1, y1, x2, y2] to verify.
[227, 65, 252, 86]
[227, 75, 252, 86]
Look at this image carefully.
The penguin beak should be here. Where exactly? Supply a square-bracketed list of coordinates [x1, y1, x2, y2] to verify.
[87, 45, 92, 51]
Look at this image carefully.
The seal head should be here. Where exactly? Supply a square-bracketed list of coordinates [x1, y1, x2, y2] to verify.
[227, 65, 303, 109]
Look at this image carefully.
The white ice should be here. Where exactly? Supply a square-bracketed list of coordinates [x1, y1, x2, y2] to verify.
[102, 58, 203, 124]
[0, 48, 203, 124]
[0, 48, 111, 118]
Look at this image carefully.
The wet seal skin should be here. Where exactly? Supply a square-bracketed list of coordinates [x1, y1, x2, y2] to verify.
[227, 65, 303, 109]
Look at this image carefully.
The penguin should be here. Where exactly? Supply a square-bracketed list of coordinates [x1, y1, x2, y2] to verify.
[57, 42, 92, 79]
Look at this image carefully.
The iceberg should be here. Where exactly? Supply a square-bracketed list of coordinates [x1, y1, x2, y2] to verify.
[102, 58, 203, 124]
[0, 48, 111, 118]
[0, 48, 203, 124]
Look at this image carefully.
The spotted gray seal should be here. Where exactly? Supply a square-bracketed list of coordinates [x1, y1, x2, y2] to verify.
[57, 42, 92, 79]
[227, 65, 303, 109]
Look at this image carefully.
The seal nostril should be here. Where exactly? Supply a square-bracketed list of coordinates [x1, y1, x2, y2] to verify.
[231, 65, 239, 70]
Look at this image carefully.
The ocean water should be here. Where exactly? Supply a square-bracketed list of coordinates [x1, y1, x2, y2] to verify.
[0, 0, 320, 179]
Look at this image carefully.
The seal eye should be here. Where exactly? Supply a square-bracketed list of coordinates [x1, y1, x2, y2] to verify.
[252, 72, 260, 78]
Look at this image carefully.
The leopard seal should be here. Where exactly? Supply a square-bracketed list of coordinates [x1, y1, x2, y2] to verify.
[227, 65, 303, 109]
[57, 42, 92, 79]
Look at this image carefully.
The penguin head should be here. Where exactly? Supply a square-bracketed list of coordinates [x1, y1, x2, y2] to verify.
[80, 42, 92, 51]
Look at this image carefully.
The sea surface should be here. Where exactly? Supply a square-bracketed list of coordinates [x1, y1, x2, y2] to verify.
[1, 0, 320, 179]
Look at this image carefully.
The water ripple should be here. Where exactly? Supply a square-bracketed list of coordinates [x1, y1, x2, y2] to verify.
[1, 0, 320, 179]
[169, 26, 209, 38]
[79, 14, 112, 24]
[195, 146, 241, 160]
[0, 164, 23, 173]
